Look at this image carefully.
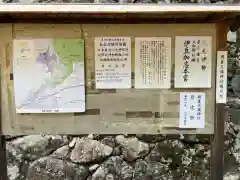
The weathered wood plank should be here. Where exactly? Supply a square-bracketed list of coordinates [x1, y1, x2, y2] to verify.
[0, 62, 7, 180]
[1, 23, 216, 135]
[211, 22, 229, 180]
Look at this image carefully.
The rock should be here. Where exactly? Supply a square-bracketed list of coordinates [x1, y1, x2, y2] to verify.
[228, 31, 237, 43]
[51, 145, 70, 160]
[133, 160, 147, 180]
[9, 135, 67, 161]
[101, 136, 116, 148]
[70, 137, 113, 163]
[166, 134, 181, 140]
[67, 0, 94, 2]
[184, 145, 210, 179]
[181, 134, 199, 143]
[88, 134, 94, 139]
[231, 75, 240, 97]
[115, 135, 125, 145]
[26, 157, 89, 180]
[146, 140, 173, 162]
[146, 139, 186, 169]
[118, 137, 149, 162]
[6, 142, 26, 180]
[94, 0, 117, 2]
[112, 146, 122, 156]
[87, 176, 93, 180]
[6, 142, 23, 163]
[69, 137, 79, 148]
[7, 135, 67, 180]
[224, 172, 240, 180]
[224, 151, 238, 173]
[197, 135, 212, 144]
[136, 134, 165, 143]
[133, 160, 172, 180]
[89, 164, 100, 172]
[118, 0, 133, 3]
[5, 135, 24, 141]
[8, 164, 20, 180]
[134, 0, 155, 3]
[92, 156, 133, 180]
[196, 0, 211, 3]
[228, 104, 240, 126]
[232, 137, 240, 164]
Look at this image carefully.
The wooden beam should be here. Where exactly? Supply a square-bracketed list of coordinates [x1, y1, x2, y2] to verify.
[211, 22, 228, 180]
[0, 4, 238, 14]
[0, 5, 238, 23]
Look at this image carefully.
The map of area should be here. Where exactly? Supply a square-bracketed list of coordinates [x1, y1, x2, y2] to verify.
[13, 39, 85, 113]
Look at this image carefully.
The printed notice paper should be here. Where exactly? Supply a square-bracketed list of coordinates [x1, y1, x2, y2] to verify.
[95, 37, 131, 89]
[13, 39, 86, 113]
[216, 51, 228, 103]
[135, 37, 171, 89]
[175, 36, 212, 88]
[179, 92, 205, 128]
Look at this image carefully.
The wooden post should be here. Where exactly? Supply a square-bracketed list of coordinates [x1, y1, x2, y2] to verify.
[0, 65, 7, 180]
[0, 137, 7, 180]
[211, 22, 228, 180]
[237, 29, 240, 52]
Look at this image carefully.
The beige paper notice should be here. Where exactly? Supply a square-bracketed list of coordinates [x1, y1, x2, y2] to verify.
[135, 37, 171, 89]
[95, 37, 132, 89]
[174, 36, 212, 88]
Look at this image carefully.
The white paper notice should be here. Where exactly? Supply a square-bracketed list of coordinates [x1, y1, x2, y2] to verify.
[175, 36, 212, 88]
[134, 37, 171, 89]
[179, 92, 205, 128]
[216, 51, 228, 103]
[95, 37, 131, 89]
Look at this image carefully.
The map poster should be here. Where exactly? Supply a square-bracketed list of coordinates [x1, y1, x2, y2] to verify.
[179, 92, 205, 129]
[134, 37, 171, 89]
[13, 39, 86, 113]
[94, 37, 132, 89]
[174, 36, 212, 88]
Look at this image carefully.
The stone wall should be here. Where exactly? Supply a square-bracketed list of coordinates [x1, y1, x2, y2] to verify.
[6, 134, 213, 180]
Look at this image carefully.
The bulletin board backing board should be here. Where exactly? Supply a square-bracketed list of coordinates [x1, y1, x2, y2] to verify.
[0, 23, 216, 135]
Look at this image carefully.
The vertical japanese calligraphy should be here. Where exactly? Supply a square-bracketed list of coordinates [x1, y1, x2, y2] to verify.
[179, 92, 205, 128]
[94, 37, 131, 89]
[175, 36, 212, 88]
[134, 37, 171, 88]
[216, 51, 228, 103]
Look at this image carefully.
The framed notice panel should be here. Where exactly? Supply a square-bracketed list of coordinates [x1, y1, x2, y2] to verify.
[0, 23, 216, 135]
[174, 36, 212, 88]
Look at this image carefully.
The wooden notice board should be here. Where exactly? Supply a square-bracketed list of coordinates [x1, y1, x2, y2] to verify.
[0, 23, 216, 135]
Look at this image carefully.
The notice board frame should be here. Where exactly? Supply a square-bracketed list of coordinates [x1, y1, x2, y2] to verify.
[0, 4, 239, 180]
[1, 23, 217, 135]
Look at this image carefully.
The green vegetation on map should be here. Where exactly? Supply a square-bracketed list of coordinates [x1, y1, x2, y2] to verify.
[53, 39, 84, 73]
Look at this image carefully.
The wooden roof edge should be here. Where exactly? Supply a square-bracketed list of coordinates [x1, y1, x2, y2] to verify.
[230, 18, 240, 32]
[0, 4, 239, 14]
